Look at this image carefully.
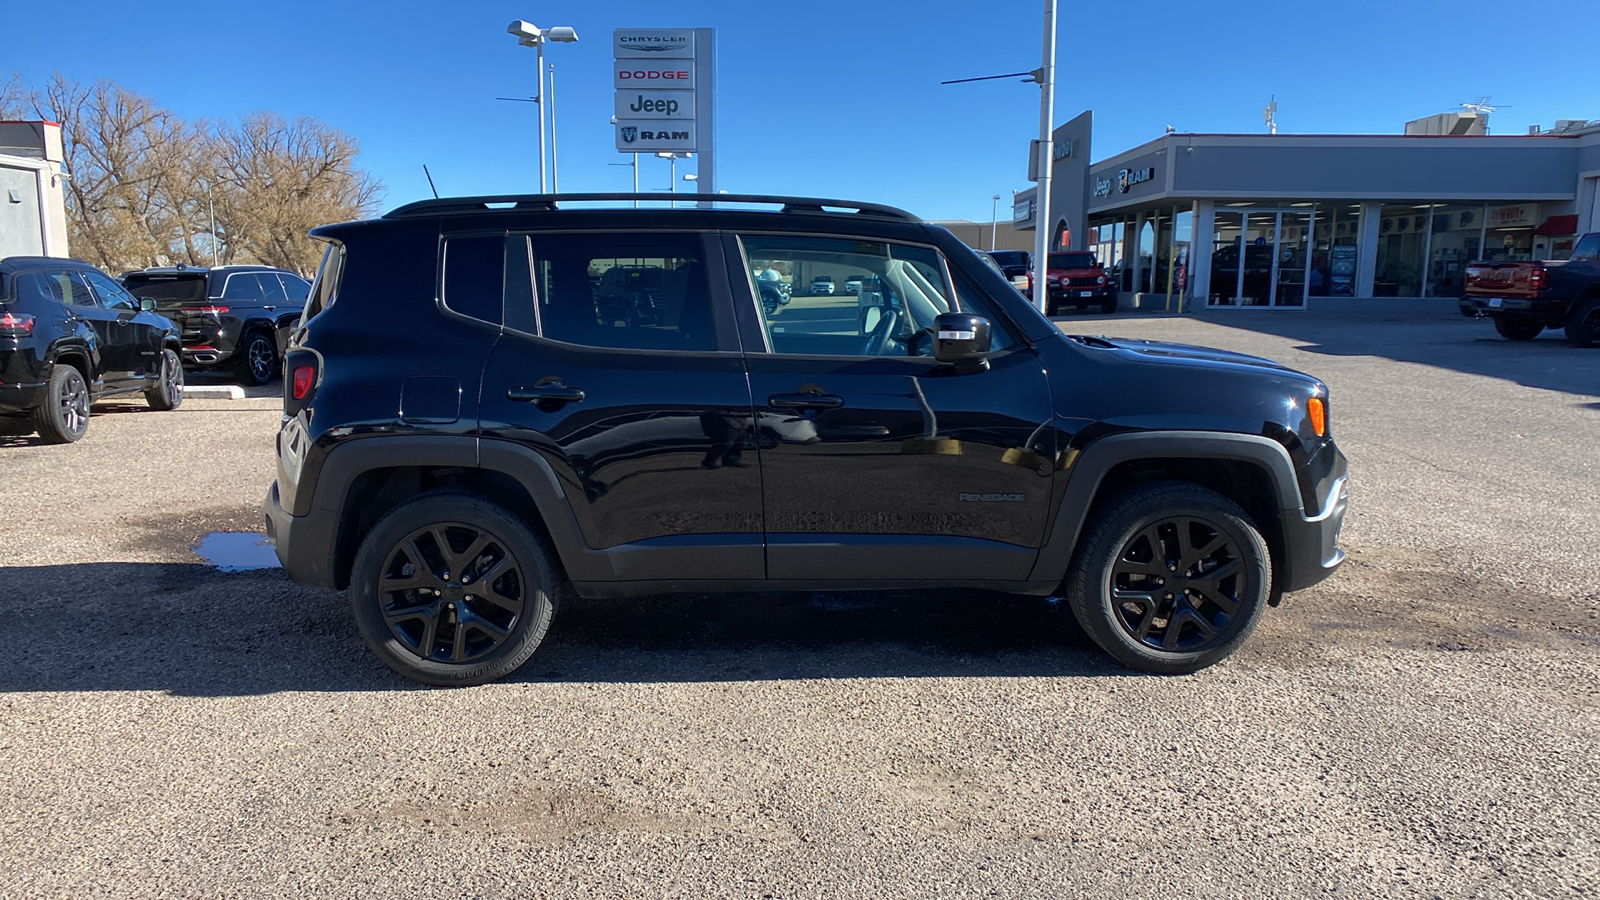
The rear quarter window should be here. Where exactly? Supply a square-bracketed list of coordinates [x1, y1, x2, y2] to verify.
[300, 243, 345, 324]
[441, 235, 506, 326]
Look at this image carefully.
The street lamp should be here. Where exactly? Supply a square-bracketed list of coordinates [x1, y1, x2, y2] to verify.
[506, 20, 578, 194]
[990, 193, 1001, 251]
[656, 151, 690, 207]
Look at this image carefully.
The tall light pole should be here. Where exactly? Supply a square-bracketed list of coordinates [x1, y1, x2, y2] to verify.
[990, 193, 1001, 251]
[506, 21, 578, 194]
[549, 64, 560, 193]
[657, 152, 689, 207]
[1032, 0, 1057, 314]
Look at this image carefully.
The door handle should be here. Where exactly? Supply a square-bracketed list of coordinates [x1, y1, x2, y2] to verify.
[262, 305, 276, 311]
[508, 382, 586, 405]
[768, 392, 844, 410]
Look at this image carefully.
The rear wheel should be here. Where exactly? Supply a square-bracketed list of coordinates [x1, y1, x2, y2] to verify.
[1493, 315, 1543, 342]
[33, 365, 90, 444]
[1565, 298, 1600, 348]
[1066, 481, 1270, 674]
[234, 331, 277, 385]
[349, 492, 559, 686]
[144, 348, 184, 411]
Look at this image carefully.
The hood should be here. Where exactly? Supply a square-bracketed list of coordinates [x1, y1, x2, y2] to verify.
[1067, 334, 1300, 374]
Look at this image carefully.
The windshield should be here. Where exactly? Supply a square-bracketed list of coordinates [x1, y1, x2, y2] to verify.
[123, 273, 209, 308]
[989, 251, 1028, 267]
[1049, 252, 1097, 269]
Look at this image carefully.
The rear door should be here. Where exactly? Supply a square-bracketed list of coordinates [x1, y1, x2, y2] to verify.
[478, 230, 762, 583]
[49, 270, 135, 388]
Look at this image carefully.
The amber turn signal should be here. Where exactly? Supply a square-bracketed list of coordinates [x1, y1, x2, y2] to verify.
[1307, 397, 1326, 437]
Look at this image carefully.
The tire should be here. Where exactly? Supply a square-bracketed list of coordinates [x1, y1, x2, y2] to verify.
[1066, 481, 1271, 674]
[234, 331, 277, 386]
[349, 492, 559, 686]
[1565, 297, 1600, 348]
[1492, 315, 1543, 342]
[33, 364, 90, 444]
[144, 348, 184, 411]
[1099, 294, 1118, 315]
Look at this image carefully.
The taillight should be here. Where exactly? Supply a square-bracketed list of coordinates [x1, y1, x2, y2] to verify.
[1529, 267, 1547, 291]
[291, 365, 314, 400]
[0, 311, 35, 336]
[195, 306, 230, 316]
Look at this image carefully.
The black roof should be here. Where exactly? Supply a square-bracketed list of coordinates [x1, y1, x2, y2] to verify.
[383, 192, 920, 222]
[0, 256, 102, 273]
[124, 264, 293, 277]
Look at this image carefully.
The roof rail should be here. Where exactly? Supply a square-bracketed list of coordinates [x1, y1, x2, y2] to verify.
[383, 192, 919, 221]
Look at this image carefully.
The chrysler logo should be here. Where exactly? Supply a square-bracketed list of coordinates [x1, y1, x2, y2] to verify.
[620, 126, 638, 144]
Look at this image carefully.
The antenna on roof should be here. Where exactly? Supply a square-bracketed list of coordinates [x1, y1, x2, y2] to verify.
[422, 164, 439, 200]
[1263, 96, 1278, 135]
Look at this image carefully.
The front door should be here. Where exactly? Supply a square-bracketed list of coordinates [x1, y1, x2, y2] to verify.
[45, 269, 137, 388]
[479, 230, 763, 582]
[80, 269, 164, 382]
[730, 233, 1056, 584]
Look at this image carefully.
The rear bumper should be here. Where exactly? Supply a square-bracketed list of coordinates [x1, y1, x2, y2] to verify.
[1464, 295, 1563, 321]
[0, 381, 46, 413]
[1279, 451, 1349, 593]
[263, 480, 341, 590]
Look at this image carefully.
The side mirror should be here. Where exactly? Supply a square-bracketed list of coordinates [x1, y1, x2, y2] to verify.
[933, 312, 991, 366]
[139, 297, 156, 312]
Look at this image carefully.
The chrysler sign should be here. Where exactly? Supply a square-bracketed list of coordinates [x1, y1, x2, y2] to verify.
[613, 28, 695, 58]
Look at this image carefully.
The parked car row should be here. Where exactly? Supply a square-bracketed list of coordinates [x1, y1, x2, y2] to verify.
[0, 255, 310, 443]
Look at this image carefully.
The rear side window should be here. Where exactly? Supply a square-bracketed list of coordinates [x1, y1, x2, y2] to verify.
[515, 232, 716, 352]
[260, 273, 288, 304]
[441, 235, 505, 325]
[300, 244, 344, 323]
[221, 273, 266, 302]
[278, 274, 311, 303]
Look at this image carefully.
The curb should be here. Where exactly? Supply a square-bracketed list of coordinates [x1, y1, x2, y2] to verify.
[183, 385, 247, 400]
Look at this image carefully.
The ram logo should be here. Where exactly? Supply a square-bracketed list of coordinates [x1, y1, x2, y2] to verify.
[620, 126, 638, 144]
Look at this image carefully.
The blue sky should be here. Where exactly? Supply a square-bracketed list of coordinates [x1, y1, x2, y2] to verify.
[6, 0, 1595, 222]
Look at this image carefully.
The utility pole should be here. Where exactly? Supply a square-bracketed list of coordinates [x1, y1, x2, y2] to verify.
[550, 64, 559, 193]
[991, 193, 1001, 251]
[1031, 0, 1058, 314]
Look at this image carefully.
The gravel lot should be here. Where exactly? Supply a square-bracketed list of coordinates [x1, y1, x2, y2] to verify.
[1, 313, 1596, 898]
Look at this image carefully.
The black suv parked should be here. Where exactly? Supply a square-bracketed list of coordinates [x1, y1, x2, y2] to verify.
[122, 265, 310, 385]
[265, 194, 1349, 686]
[1, 256, 183, 442]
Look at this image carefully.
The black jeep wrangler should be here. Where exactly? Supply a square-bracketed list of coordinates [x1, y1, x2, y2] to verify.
[264, 193, 1348, 685]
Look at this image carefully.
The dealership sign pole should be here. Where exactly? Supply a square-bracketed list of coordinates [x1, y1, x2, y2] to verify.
[613, 28, 715, 204]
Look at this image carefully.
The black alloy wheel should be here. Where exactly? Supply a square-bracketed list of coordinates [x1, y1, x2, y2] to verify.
[1566, 298, 1600, 348]
[350, 493, 557, 685]
[1067, 481, 1269, 674]
[237, 332, 277, 385]
[145, 348, 184, 411]
[1108, 517, 1245, 653]
[34, 365, 90, 444]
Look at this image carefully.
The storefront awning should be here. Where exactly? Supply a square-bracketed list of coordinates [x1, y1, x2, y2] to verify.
[1534, 214, 1578, 236]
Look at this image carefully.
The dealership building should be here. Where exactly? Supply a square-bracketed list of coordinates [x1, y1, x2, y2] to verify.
[1015, 113, 1600, 311]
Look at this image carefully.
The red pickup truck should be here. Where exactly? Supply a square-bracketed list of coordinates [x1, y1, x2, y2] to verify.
[1463, 232, 1600, 346]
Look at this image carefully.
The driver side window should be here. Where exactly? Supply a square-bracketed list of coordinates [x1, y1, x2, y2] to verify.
[739, 235, 954, 357]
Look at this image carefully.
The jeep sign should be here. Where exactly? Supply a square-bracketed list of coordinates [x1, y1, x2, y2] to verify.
[615, 90, 695, 120]
[613, 60, 695, 89]
[615, 120, 696, 152]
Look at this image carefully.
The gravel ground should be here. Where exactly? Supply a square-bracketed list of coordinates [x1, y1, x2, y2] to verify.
[1, 314, 1596, 899]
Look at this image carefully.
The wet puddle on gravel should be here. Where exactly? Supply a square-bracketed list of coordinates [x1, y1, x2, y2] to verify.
[194, 532, 281, 572]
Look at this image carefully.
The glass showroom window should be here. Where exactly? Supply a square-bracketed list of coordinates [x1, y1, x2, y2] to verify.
[1484, 203, 1538, 262]
[1426, 204, 1486, 297]
[1374, 204, 1431, 296]
[1310, 203, 1361, 297]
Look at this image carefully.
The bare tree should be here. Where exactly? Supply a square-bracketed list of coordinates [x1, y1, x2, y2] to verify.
[13, 73, 381, 275]
[0, 73, 24, 118]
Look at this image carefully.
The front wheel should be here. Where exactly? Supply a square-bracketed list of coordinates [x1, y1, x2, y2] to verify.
[145, 348, 184, 411]
[1099, 294, 1118, 315]
[1493, 315, 1543, 342]
[349, 493, 559, 686]
[1066, 481, 1270, 674]
[1565, 298, 1600, 348]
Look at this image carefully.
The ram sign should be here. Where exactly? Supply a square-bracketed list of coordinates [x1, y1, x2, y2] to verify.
[614, 120, 696, 152]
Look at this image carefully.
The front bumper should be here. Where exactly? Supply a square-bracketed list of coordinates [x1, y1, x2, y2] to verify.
[1278, 449, 1349, 593]
[1048, 284, 1116, 301]
[263, 480, 341, 590]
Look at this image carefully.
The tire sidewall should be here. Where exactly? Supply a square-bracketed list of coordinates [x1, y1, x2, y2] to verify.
[349, 493, 556, 686]
[1566, 299, 1600, 348]
[37, 364, 89, 443]
[147, 348, 183, 410]
[1069, 486, 1270, 674]
[237, 332, 276, 385]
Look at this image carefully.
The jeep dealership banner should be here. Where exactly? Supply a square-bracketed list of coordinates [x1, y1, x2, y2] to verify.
[613, 28, 707, 154]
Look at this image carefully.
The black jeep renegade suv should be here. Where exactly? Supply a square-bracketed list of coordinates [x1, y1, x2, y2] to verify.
[264, 194, 1348, 685]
